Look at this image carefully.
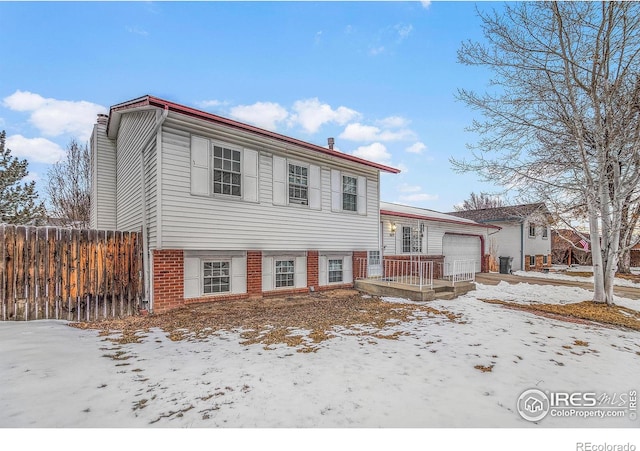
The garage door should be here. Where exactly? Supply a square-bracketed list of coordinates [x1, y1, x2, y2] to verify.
[442, 234, 481, 275]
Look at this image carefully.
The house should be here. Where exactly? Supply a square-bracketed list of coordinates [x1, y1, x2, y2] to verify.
[90, 95, 399, 313]
[551, 229, 592, 266]
[379, 202, 501, 276]
[632, 243, 640, 267]
[448, 203, 552, 272]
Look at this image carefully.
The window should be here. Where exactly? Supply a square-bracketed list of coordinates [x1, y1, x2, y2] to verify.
[542, 227, 548, 239]
[402, 226, 412, 253]
[275, 260, 295, 288]
[402, 226, 422, 253]
[203, 261, 230, 294]
[529, 223, 536, 238]
[328, 259, 343, 283]
[213, 145, 241, 196]
[288, 163, 308, 205]
[543, 255, 548, 265]
[342, 175, 357, 212]
[529, 255, 536, 266]
[368, 250, 381, 266]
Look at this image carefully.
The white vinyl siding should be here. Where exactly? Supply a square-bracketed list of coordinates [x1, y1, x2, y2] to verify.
[381, 216, 488, 260]
[116, 110, 157, 232]
[183, 251, 247, 299]
[161, 118, 380, 251]
[90, 121, 117, 230]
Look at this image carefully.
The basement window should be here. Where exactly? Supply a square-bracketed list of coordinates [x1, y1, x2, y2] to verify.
[275, 260, 295, 288]
[328, 259, 344, 283]
[203, 261, 230, 294]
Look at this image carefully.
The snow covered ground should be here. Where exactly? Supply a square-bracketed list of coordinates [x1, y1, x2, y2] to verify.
[2, 282, 639, 449]
[514, 266, 640, 288]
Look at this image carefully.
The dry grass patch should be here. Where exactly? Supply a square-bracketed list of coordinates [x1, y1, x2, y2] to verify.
[71, 289, 463, 352]
[480, 299, 640, 331]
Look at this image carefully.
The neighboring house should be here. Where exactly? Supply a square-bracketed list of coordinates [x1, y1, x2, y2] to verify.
[551, 229, 592, 266]
[90, 95, 399, 313]
[379, 202, 501, 276]
[632, 243, 640, 267]
[448, 203, 552, 272]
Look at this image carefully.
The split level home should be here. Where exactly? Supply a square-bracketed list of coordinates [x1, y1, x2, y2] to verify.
[448, 203, 552, 272]
[90, 95, 399, 313]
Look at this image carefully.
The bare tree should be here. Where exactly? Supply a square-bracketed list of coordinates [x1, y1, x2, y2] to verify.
[45, 139, 90, 228]
[454, 192, 505, 211]
[453, 2, 640, 305]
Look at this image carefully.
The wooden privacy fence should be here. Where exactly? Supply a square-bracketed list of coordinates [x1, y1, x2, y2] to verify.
[0, 225, 144, 322]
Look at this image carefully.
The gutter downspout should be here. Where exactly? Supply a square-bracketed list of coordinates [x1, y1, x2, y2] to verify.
[140, 105, 169, 312]
[520, 222, 524, 272]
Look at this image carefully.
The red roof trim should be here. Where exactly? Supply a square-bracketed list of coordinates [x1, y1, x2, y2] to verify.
[108, 95, 400, 174]
[380, 209, 502, 230]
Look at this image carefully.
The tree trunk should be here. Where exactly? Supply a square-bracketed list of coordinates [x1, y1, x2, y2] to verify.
[589, 210, 606, 304]
[618, 248, 631, 274]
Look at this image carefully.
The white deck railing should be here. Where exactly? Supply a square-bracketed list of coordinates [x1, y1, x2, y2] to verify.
[443, 260, 476, 283]
[356, 258, 434, 289]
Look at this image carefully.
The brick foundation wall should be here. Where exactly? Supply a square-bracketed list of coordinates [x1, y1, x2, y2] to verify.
[307, 251, 319, 289]
[151, 248, 364, 314]
[247, 251, 262, 297]
[152, 249, 184, 313]
[524, 254, 553, 271]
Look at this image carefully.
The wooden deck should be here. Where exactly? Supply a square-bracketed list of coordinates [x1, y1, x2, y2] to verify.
[354, 278, 476, 302]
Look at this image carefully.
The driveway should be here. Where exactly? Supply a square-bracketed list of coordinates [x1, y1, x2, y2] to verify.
[475, 272, 640, 300]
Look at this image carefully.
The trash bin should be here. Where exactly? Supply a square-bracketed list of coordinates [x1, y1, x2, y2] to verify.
[499, 256, 513, 274]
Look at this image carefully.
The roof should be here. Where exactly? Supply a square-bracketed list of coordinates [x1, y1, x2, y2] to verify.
[380, 201, 501, 230]
[106, 95, 400, 174]
[447, 203, 548, 224]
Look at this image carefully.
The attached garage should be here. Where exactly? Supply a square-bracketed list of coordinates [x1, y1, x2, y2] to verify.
[442, 234, 482, 275]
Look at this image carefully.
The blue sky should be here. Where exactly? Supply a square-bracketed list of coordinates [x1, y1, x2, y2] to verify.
[0, 1, 504, 212]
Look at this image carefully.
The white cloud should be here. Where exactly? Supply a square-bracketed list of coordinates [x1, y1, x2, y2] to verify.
[377, 116, 409, 128]
[406, 142, 427, 154]
[352, 142, 391, 164]
[197, 99, 229, 109]
[127, 26, 149, 36]
[399, 193, 439, 203]
[421, 1, 432, 9]
[398, 183, 422, 193]
[395, 24, 413, 42]
[229, 102, 289, 131]
[3, 90, 106, 141]
[290, 98, 360, 134]
[6, 135, 66, 164]
[340, 123, 416, 142]
[369, 46, 385, 56]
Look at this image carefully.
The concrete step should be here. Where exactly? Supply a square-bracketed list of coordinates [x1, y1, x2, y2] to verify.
[434, 291, 457, 300]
